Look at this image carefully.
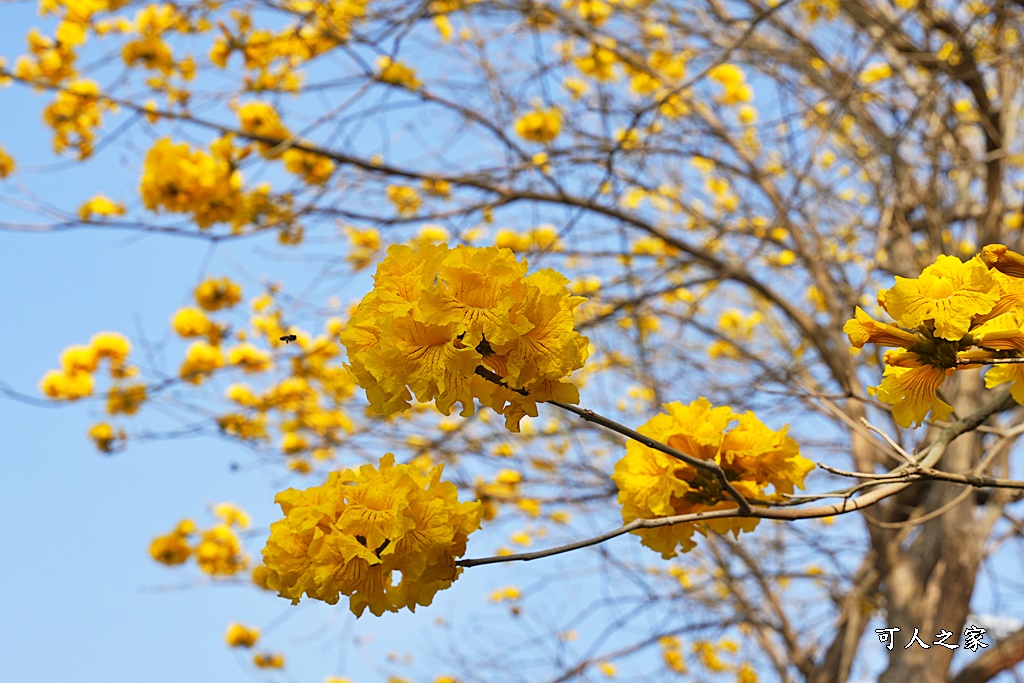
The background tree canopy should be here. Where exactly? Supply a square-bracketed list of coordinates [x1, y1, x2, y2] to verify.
[4, 0, 1024, 681]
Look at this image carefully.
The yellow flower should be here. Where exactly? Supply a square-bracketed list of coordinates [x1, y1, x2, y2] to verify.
[140, 138, 242, 228]
[225, 623, 260, 648]
[195, 277, 243, 311]
[149, 523, 192, 565]
[981, 243, 1024, 278]
[376, 56, 422, 89]
[0, 145, 15, 178]
[421, 178, 451, 198]
[708, 64, 752, 105]
[237, 101, 290, 155]
[253, 652, 285, 669]
[978, 269, 1024, 322]
[213, 502, 252, 529]
[859, 62, 893, 85]
[261, 453, 483, 616]
[575, 44, 618, 81]
[171, 307, 212, 337]
[488, 585, 521, 602]
[106, 384, 147, 415]
[195, 524, 247, 576]
[843, 306, 921, 349]
[77, 194, 125, 220]
[984, 362, 1024, 405]
[90, 332, 131, 365]
[386, 185, 422, 216]
[612, 398, 810, 557]
[882, 255, 998, 340]
[282, 148, 336, 185]
[42, 79, 114, 159]
[180, 341, 225, 383]
[342, 243, 589, 430]
[39, 368, 94, 400]
[61, 344, 99, 374]
[869, 363, 954, 428]
[514, 108, 562, 144]
[88, 422, 126, 453]
[971, 309, 1024, 353]
[227, 343, 273, 373]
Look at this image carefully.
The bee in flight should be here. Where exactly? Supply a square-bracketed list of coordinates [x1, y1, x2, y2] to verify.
[280, 334, 297, 344]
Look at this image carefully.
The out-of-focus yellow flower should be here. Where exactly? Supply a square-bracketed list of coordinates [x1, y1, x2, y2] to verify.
[253, 652, 285, 669]
[859, 62, 892, 85]
[140, 138, 242, 228]
[149, 521, 193, 565]
[78, 194, 126, 220]
[386, 185, 422, 216]
[88, 422, 126, 453]
[707, 64, 752, 105]
[106, 384, 147, 415]
[0, 145, 15, 178]
[514, 107, 561, 143]
[171, 307, 212, 337]
[376, 56, 422, 89]
[488, 586, 521, 602]
[213, 502, 252, 529]
[225, 623, 260, 648]
[195, 523, 247, 576]
[195, 277, 243, 311]
[227, 343, 273, 373]
[180, 341, 225, 384]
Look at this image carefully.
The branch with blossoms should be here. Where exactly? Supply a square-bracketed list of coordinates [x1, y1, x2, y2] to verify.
[461, 386, 1020, 567]
[248, 241, 1024, 615]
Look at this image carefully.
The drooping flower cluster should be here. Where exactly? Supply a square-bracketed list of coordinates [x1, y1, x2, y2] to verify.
[261, 453, 483, 617]
[844, 246, 1024, 427]
[340, 244, 590, 431]
[612, 398, 813, 558]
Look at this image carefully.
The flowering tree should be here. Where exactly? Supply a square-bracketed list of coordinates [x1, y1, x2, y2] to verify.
[6, 0, 1024, 681]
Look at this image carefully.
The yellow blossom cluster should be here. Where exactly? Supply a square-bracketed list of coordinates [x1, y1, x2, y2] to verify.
[42, 79, 115, 159]
[493, 225, 562, 252]
[0, 145, 15, 178]
[375, 56, 422, 89]
[341, 243, 590, 431]
[612, 397, 813, 558]
[210, 1, 368, 92]
[40, 331, 133, 401]
[514, 107, 561, 144]
[140, 138, 243, 227]
[149, 506, 250, 576]
[15, 28, 78, 85]
[386, 185, 422, 216]
[236, 101, 335, 184]
[844, 246, 1024, 427]
[88, 421, 126, 453]
[261, 453, 483, 617]
[707, 63, 752, 105]
[195, 276, 243, 311]
[253, 652, 285, 669]
[225, 623, 260, 648]
[78, 194, 125, 220]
